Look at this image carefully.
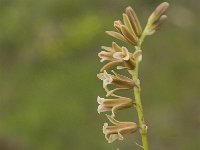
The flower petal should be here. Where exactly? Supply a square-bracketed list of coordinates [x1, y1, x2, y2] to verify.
[106, 31, 128, 43]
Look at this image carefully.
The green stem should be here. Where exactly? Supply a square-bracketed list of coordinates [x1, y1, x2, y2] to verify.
[132, 33, 149, 150]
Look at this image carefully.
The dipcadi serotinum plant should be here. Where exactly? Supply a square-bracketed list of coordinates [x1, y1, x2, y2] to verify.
[97, 2, 169, 150]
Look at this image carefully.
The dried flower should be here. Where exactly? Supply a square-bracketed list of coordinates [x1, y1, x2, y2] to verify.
[103, 115, 138, 143]
[97, 96, 134, 117]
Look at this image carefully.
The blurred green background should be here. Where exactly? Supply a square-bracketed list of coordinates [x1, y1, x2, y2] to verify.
[0, 0, 199, 150]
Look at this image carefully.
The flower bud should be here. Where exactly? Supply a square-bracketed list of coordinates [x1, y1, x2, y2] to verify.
[125, 6, 142, 36]
[121, 25, 139, 45]
[146, 2, 169, 35]
[148, 2, 169, 24]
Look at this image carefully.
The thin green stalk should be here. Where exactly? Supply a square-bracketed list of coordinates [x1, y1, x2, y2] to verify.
[133, 33, 149, 150]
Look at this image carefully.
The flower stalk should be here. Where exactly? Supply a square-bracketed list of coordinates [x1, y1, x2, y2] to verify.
[96, 2, 169, 149]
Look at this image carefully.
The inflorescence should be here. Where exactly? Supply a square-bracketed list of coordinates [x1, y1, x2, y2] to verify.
[97, 2, 169, 149]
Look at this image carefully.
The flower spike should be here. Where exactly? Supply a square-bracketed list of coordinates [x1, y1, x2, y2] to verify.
[97, 2, 169, 149]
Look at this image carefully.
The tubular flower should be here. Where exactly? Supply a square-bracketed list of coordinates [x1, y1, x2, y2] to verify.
[97, 96, 134, 117]
[99, 42, 135, 71]
[105, 6, 143, 46]
[97, 70, 136, 96]
[103, 115, 138, 143]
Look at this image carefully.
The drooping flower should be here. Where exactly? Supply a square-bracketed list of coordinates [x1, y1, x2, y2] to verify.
[97, 96, 134, 117]
[97, 70, 136, 96]
[103, 115, 138, 143]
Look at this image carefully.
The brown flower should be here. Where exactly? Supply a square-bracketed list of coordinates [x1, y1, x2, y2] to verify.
[97, 70, 136, 96]
[99, 43, 136, 71]
[103, 115, 138, 143]
[113, 47, 136, 70]
[98, 43, 121, 62]
[97, 96, 134, 117]
[105, 6, 142, 46]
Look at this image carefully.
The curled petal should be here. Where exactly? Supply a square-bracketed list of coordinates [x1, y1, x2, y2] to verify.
[97, 71, 113, 89]
[107, 133, 123, 143]
[106, 114, 122, 125]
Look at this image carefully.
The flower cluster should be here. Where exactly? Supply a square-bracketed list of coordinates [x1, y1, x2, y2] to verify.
[97, 2, 169, 144]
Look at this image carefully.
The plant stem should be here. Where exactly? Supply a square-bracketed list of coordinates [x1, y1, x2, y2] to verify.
[132, 33, 149, 150]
